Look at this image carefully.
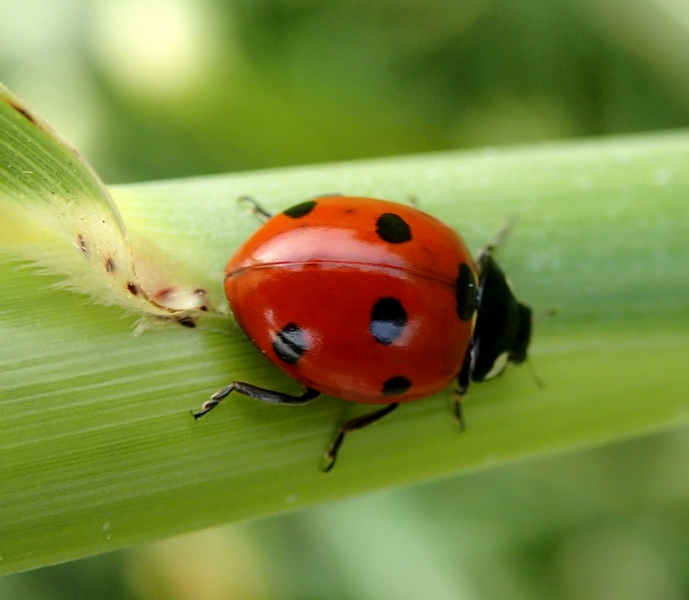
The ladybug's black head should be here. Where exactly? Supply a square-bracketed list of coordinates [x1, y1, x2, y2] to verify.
[470, 255, 532, 382]
[509, 302, 532, 365]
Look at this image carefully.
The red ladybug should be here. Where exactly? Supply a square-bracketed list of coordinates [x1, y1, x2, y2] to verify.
[193, 196, 532, 471]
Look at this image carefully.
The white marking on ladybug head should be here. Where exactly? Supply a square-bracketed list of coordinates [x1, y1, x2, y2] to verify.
[483, 351, 509, 381]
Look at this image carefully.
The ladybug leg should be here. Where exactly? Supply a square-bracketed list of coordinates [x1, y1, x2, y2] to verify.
[451, 353, 471, 431]
[450, 391, 467, 432]
[192, 382, 320, 419]
[321, 403, 398, 473]
[476, 216, 516, 264]
[310, 193, 344, 199]
[238, 196, 273, 222]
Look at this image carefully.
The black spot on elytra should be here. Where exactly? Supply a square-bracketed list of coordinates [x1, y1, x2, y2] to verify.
[376, 213, 412, 244]
[370, 297, 407, 345]
[273, 323, 308, 365]
[127, 281, 139, 296]
[456, 263, 478, 321]
[382, 376, 411, 396]
[105, 257, 116, 273]
[284, 201, 316, 219]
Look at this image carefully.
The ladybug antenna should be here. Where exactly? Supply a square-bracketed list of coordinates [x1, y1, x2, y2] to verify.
[524, 309, 555, 389]
[526, 357, 545, 390]
[534, 307, 557, 324]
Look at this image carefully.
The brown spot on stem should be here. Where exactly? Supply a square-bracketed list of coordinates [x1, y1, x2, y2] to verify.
[177, 316, 197, 328]
[8, 100, 38, 126]
[77, 234, 88, 256]
[154, 288, 174, 302]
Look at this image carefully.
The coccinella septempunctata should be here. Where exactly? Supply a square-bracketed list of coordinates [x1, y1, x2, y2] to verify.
[193, 196, 532, 471]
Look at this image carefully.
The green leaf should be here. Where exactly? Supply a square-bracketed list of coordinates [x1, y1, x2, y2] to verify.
[1, 83, 689, 575]
[0, 83, 208, 320]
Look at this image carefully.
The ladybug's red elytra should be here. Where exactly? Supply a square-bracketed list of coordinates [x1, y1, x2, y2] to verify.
[193, 196, 532, 471]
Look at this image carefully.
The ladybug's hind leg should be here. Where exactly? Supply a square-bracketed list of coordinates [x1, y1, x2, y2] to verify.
[192, 382, 319, 419]
[322, 403, 398, 473]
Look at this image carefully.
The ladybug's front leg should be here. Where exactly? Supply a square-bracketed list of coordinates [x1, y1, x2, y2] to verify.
[192, 382, 320, 418]
[475, 216, 516, 265]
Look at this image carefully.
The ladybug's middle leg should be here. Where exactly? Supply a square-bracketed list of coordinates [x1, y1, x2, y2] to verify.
[322, 403, 398, 473]
[192, 382, 320, 418]
[450, 351, 471, 432]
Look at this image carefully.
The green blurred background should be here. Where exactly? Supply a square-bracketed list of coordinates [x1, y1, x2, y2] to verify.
[2, 0, 689, 598]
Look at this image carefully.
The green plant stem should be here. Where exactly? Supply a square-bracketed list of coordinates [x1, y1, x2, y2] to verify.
[1, 132, 689, 574]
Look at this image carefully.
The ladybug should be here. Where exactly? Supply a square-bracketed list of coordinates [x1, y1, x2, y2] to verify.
[193, 196, 532, 471]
